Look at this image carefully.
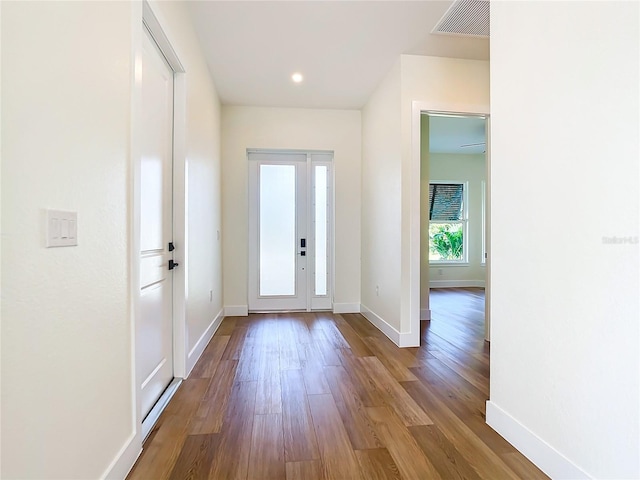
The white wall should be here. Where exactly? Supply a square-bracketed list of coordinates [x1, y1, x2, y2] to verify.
[362, 56, 489, 343]
[488, 2, 639, 478]
[361, 60, 403, 335]
[427, 153, 486, 287]
[1, 2, 133, 478]
[1, 1, 223, 478]
[221, 106, 361, 313]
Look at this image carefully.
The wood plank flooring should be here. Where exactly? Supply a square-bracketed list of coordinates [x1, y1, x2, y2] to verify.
[128, 288, 547, 479]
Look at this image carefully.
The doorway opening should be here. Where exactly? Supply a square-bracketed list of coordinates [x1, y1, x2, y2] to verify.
[248, 150, 334, 312]
[420, 112, 489, 345]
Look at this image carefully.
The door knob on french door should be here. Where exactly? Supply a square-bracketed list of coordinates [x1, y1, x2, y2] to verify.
[168, 259, 179, 270]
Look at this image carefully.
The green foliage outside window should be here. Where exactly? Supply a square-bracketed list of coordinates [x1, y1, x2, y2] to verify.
[429, 223, 463, 261]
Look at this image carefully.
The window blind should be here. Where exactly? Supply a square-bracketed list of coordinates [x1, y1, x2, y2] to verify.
[429, 184, 464, 221]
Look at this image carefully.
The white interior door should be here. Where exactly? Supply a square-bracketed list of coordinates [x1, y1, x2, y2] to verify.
[248, 151, 332, 312]
[138, 27, 175, 420]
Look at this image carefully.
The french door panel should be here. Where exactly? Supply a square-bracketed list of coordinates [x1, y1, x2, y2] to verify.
[249, 152, 332, 312]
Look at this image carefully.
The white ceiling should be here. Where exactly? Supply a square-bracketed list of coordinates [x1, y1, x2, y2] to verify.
[428, 115, 486, 154]
[187, 1, 489, 110]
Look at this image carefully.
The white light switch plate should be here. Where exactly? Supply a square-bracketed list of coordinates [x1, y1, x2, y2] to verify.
[46, 210, 78, 247]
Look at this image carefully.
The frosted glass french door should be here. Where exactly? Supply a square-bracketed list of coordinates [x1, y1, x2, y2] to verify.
[248, 151, 332, 311]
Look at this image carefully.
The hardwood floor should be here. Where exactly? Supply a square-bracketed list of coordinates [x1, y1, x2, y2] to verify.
[128, 288, 547, 479]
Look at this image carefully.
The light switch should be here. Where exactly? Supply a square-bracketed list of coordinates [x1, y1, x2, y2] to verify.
[49, 217, 60, 240]
[60, 219, 69, 238]
[47, 210, 78, 247]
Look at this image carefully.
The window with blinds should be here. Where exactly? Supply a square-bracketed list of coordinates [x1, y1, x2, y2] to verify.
[428, 182, 467, 262]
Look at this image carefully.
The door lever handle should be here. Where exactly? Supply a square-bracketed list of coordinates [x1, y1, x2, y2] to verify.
[169, 259, 179, 270]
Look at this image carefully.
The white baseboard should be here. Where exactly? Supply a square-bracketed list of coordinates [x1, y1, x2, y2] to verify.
[224, 305, 248, 317]
[186, 309, 224, 376]
[333, 302, 361, 314]
[397, 331, 420, 347]
[429, 280, 485, 288]
[486, 401, 590, 479]
[420, 308, 431, 320]
[101, 431, 141, 480]
[360, 304, 402, 345]
[360, 304, 419, 347]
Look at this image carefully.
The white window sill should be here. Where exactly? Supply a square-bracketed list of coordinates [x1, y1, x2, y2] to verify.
[429, 262, 469, 266]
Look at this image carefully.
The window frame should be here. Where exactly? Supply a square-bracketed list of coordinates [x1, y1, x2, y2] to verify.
[428, 180, 469, 265]
[481, 180, 486, 266]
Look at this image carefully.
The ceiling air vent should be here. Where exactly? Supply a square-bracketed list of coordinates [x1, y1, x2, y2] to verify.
[432, 0, 490, 38]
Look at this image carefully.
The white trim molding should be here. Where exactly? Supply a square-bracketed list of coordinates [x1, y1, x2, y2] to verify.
[333, 303, 361, 314]
[429, 280, 486, 288]
[360, 304, 400, 345]
[420, 308, 431, 320]
[397, 331, 419, 347]
[186, 309, 224, 376]
[360, 304, 419, 348]
[101, 431, 141, 480]
[486, 401, 591, 480]
[142, 1, 184, 73]
[224, 305, 249, 317]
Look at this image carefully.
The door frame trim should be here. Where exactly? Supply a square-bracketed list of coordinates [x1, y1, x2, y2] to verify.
[411, 101, 491, 348]
[131, 0, 187, 446]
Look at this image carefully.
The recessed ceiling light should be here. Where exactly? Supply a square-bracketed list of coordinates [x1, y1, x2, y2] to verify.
[291, 72, 303, 83]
